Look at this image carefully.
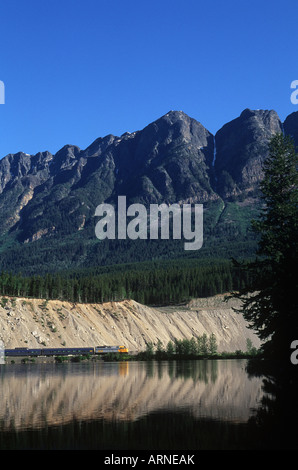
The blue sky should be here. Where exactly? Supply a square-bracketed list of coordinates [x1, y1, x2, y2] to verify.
[0, 0, 297, 158]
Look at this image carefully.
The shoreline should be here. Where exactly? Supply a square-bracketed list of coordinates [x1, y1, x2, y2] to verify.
[2, 351, 261, 365]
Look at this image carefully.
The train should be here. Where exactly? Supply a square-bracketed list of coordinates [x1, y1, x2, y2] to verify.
[4, 345, 128, 357]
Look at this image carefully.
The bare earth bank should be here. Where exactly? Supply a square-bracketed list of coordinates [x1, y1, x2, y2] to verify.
[0, 294, 260, 353]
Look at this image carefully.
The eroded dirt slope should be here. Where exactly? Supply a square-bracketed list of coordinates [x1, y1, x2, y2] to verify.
[0, 294, 260, 353]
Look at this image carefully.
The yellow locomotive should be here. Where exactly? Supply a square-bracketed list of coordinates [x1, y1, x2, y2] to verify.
[95, 345, 128, 354]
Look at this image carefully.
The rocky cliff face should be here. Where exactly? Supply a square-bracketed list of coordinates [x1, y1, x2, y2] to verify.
[0, 108, 296, 272]
[0, 111, 217, 242]
[110, 110, 216, 206]
[214, 109, 283, 198]
[284, 111, 298, 146]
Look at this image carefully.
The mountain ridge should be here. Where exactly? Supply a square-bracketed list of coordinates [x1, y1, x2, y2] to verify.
[0, 108, 296, 275]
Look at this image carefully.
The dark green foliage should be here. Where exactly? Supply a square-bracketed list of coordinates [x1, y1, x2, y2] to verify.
[232, 134, 298, 361]
[0, 197, 259, 277]
[0, 257, 252, 305]
[136, 335, 260, 360]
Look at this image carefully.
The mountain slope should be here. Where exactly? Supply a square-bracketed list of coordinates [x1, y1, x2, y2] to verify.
[0, 108, 296, 275]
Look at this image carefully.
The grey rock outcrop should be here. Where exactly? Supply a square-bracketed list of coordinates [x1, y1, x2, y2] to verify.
[214, 109, 283, 198]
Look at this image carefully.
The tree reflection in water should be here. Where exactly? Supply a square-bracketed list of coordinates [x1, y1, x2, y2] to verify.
[0, 359, 297, 450]
[246, 359, 298, 450]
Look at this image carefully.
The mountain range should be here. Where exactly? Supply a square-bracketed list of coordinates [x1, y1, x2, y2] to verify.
[0, 108, 297, 275]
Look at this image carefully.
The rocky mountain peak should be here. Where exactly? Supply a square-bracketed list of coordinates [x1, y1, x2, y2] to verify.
[0, 107, 296, 272]
[214, 108, 283, 198]
[283, 111, 298, 147]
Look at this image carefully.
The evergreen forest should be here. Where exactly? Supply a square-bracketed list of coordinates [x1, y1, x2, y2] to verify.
[0, 257, 252, 306]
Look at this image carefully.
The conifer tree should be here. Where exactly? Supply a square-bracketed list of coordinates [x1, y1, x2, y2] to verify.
[233, 134, 298, 361]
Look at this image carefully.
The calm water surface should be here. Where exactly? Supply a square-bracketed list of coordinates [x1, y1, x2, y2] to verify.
[0, 359, 296, 450]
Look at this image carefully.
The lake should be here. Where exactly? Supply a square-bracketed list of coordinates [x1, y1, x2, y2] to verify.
[0, 359, 296, 450]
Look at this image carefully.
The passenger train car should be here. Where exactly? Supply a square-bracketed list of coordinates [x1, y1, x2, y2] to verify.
[4, 345, 128, 357]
